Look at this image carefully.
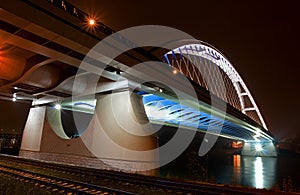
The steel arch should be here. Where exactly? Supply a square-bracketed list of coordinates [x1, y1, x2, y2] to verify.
[164, 43, 268, 130]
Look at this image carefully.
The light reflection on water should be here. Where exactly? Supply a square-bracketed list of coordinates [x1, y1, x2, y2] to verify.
[232, 154, 241, 184]
[161, 153, 300, 190]
[254, 157, 264, 188]
[241, 155, 277, 189]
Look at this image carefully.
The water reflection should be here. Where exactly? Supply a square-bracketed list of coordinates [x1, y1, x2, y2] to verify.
[233, 154, 241, 184]
[241, 156, 277, 189]
[161, 153, 300, 190]
[161, 154, 279, 189]
[254, 157, 263, 188]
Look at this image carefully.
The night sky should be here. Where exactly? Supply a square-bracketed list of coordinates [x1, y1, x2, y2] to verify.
[0, 100, 31, 131]
[1, 0, 299, 140]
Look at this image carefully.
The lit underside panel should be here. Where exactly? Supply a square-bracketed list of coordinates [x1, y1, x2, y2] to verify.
[142, 94, 254, 140]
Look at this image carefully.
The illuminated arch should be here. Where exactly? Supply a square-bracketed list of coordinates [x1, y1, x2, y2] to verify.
[164, 42, 268, 130]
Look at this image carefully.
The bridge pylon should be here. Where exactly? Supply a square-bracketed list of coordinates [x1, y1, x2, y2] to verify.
[20, 88, 159, 175]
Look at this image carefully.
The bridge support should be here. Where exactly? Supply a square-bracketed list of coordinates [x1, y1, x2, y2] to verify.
[20, 106, 46, 152]
[241, 141, 277, 157]
[20, 90, 159, 175]
[85, 90, 159, 173]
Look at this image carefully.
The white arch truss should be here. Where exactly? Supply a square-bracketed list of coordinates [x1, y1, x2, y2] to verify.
[164, 43, 268, 130]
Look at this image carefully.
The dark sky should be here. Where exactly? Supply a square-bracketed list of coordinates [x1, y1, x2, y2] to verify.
[68, 0, 300, 139]
[1, 1, 299, 140]
[0, 100, 31, 131]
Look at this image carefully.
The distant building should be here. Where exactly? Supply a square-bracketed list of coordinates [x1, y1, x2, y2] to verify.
[0, 128, 22, 155]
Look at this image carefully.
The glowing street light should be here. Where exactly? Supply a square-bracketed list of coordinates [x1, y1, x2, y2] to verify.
[255, 143, 263, 152]
[84, 16, 99, 30]
[88, 18, 96, 26]
[54, 103, 61, 110]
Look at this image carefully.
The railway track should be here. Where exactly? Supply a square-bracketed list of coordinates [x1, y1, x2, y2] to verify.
[0, 163, 136, 195]
[0, 154, 271, 194]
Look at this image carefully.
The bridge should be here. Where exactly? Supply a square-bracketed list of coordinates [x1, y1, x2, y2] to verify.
[0, 0, 277, 172]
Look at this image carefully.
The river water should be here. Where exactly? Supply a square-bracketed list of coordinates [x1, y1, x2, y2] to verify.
[160, 152, 300, 191]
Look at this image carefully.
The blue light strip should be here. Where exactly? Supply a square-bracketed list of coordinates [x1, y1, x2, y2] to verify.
[142, 94, 254, 140]
[74, 102, 95, 108]
[163, 54, 171, 64]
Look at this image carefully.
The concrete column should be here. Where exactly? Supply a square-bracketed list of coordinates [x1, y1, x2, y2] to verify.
[241, 141, 277, 157]
[82, 90, 159, 173]
[20, 105, 92, 158]
[20, 90, 158, 174]
[20, 106, 46, 152]
[39, 107, 92, 156]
